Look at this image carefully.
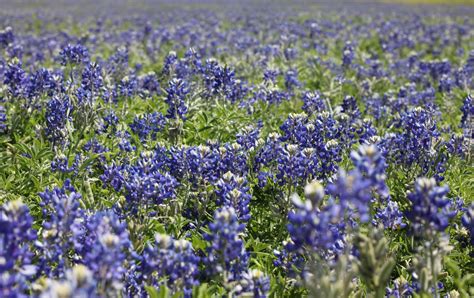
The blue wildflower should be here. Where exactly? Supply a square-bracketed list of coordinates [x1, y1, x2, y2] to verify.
[0, 200, 37, 296]
[59, 44, 90, 66]
[204, 207, 249, 282]
[405, 177, 456, 236]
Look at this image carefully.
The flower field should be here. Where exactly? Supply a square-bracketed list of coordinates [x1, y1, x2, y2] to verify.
[0, 1, 473, 297]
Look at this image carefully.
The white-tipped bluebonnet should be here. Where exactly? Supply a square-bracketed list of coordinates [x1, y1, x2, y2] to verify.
[139, 234, 199, 297]
[342, 41, 355, 67]
[0, 200, 37, 296]
[101, 152, 178, 214]
[80, 62, 103, 92]
[0, 105, 6, 133]
[236, 269, 270, 298]
[41, 264, 96, 298]
[50, 153, 81, 175]
[301, 91, 326, 115]
[72, 211, 131, 295]
[461, 203, 473, 246]
[138, 72, 160, 98]
[460, 94, 473, 139]
[215, 172, 251, 222]
[326, 170, 373, 223]
[284, 69, 300, 91]
[44, 96, 72, 147]
[204, 207, 249, 282]
[236, 123, 261, 152]
[59, 44, 90, 66]
[4, 60, 27, 98]
[129, 112, 166, 142]
[287, 191, 345, 258]
[201, 59, 247, 102]
[37, 180, 83, 277]
[117, 75, 138, 98]
[350, 144, 389, 198]
[263, 69, 279, 83]
[0, 27, 14, 48]
[374, 200, 406, 230]
[382, 107, 443, 177]
[405, 177, 456, 236]
[165, 78, 189, 121]
[162, 51, 178, 75]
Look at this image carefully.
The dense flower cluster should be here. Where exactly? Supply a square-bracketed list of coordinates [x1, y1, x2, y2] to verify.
[0, 1, 472, 296]
[0, 200, 36, 296]
[405, 178, 457, 236]
[204, 207, 249, 281]
[139, 234, 199, 297]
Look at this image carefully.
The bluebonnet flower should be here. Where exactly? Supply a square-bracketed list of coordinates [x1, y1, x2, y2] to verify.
[461, 203, 473, 246]
[181, 145, 220, 184]
[374, 200, 406, 230]
[40, 264, 96, 298]
[342, 41, 355, 67]
[37, 180, 83, 277]
[137, 234, 199, 297]
[82, 139, 109, 162]
[80, 63, 103, 91]
[59, 44, 90, 66]
[107, 46, 129, 76]
[100, 163, 125, 192]
[117, 75, 138, 98]
[204, 207, 249, 282]
[25, 68, 58, 100]
[101, 152, 178, 214]
[215, 172, 251, 222]
[287, 189, 345, 258]
[162, 51, 178, 75]
[460, 94, 473, 135]
[129, 112, 166, 142]
[301, 91, 326, 115]
[284, 47, 298, 61]
[0, 27, 14, 48]
[236, 269, 270, 298]
[382, 107, 442, 176]
[263, 69, 279, 83]
[284, 69, 300, 91]
[72, 211, 130, 295]
[279, 112, 308, 144]
[0, 200, 37, 296]
[405, 177, 456, 236]
[165, 78, 189, 121]
[116, 130, 136, 152]
[217, 143, 249, 177]
[51, 153, 81, 175]
[4, 60, 27, 98]
[341, 95, 361, 119]
[201, 59, 248, 103]
[446, 133, 464, 156]
[276, 144, 315, 187]
[350, 144, 389, 198]
[44, 96, 72, 147]
[236, 123, 261, 151]
[385, 277, 416, 298]
[139, 72, 160, 98]
[97, 110, 119, 134]
[254, 133, 281, 179]
[273, 242, 306, 277]
[251, 87, 290, 105]
[464, 50, 474, 76]
[326, 169, 373, 223]
[0, 105, 6, 133]
[438, 74, 453, 93]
